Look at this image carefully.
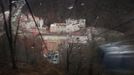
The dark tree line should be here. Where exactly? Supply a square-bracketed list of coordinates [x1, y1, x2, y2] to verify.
[0, 0, 46, 69]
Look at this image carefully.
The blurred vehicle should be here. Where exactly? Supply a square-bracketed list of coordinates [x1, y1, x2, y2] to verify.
[100, 41, 134, 75]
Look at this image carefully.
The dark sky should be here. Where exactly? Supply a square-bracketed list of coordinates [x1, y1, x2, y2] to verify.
[1, 0, 134, 32]
[23, 0, 134, 30]
[23, 0, 134, 17]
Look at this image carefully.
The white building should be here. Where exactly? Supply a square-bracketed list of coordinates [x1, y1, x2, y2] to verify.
[65, 18, 86, 28]
[20, 13, 44, 30]
[50, 19, 86, 33]
[50, 23, 66, 33]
